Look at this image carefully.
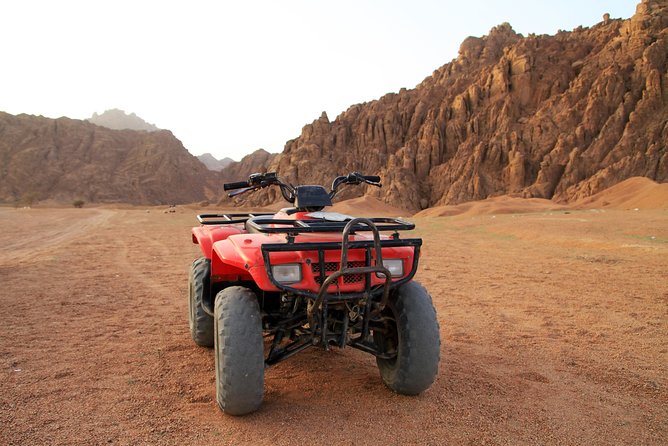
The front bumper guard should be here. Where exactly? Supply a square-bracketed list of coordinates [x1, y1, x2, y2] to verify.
[261, 218, 422, 363]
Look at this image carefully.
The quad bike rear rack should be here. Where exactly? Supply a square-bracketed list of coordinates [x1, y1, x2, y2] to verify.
[256, 217, 422, 365]
[196, 213, 274, 225]
[246, 216, 415, 235]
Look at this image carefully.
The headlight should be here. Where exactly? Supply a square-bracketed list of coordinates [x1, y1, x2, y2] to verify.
[271, 264, 302, 284]
[380, 259, 404, 278]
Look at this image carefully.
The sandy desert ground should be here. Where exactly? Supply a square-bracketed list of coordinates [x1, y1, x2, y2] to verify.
[1, 183, 666, 445]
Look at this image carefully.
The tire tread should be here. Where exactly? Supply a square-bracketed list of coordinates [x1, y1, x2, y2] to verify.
[214, 286, 264, 415]
[377, 281, 440, 395]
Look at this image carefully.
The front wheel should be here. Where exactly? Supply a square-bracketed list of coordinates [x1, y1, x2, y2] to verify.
[374, 281, 440, 395]
[214, 286, 264, 416]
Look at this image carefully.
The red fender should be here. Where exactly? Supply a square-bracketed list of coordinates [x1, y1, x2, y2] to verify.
[191, 225, 245, 259]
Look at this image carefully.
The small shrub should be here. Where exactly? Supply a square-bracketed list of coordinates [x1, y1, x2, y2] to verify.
[73, 200, 85, 208]
[21, 192, 38, 207]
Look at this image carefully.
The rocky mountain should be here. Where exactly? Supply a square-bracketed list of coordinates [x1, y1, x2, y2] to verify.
[0, 112, 218, 205]
[219, 149, 276, 181]
[87, 109, 159, 132]
[243, 0, 666, 211]
[198, 153, 234, 171]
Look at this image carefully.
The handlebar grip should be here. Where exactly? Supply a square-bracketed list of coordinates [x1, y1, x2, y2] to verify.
[363, 175, 381, 183]
[224, 181, 249, 191]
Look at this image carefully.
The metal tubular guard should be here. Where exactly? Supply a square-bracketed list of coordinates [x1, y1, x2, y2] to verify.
[247, 216, 415, 234]
[196, 212, 273, 225]
[260, 238, 421, 301]
[311, 218, 391, 347]
[260, 218, 422, 353]
[310, 218, 389, 316]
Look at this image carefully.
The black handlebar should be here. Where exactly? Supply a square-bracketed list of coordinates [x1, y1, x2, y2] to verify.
[329, 172, 382, 197]
[223, 171, 381, 201]
[224, 181, 250, 191]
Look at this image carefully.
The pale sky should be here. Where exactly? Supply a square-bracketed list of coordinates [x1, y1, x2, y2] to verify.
[1, 0, 637, 161]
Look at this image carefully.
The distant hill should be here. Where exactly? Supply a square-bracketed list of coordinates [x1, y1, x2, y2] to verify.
[198, 153, 234, 171]
[0, 112, 219, 205]
[87, 109, 159, 132]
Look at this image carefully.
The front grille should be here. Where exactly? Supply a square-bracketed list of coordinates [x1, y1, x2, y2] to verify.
[312, 261, 366, 285]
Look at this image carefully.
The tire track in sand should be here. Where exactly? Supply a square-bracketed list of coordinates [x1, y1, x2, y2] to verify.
[0, 208, 115, 266]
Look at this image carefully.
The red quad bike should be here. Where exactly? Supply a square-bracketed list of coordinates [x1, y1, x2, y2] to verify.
[189, 172, 440, 415]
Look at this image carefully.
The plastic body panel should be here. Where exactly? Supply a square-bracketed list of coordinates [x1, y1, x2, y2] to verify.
[192, 211, 419, 291]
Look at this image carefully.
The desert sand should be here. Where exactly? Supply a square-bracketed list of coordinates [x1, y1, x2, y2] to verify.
[1, 182, 666, 445]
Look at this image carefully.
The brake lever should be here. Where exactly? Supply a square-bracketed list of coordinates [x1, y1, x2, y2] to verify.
[228, 186, 259, 197]
[355, 173, 381, 187]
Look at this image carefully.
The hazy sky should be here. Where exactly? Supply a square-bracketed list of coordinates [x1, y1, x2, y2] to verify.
[1, 0, 637, 161]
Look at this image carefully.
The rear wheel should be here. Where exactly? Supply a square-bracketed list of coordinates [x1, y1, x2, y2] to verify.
[188, 257, 214, 347]
[374, 281, 440, 394]
[214, 286, 264, 416]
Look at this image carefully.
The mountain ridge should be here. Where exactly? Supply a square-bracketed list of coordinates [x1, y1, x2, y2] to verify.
[1, 1, 665, 208]
[241, 0, 666, 211]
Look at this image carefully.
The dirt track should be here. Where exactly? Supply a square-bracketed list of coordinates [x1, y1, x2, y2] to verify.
[1, 206, 666, 445]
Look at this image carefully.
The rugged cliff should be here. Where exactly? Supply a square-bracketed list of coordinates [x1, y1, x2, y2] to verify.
[0, 112, 217, 204]
[245, 1, 666, 210]
[2, 2, 665, 210]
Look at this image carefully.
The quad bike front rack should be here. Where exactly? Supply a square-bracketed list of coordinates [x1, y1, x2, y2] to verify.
[256, 217, 422, 365]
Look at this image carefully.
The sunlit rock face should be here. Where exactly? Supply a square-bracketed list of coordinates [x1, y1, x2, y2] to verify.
[0, 112, 218, 204]
[245, 1, 667, 211]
